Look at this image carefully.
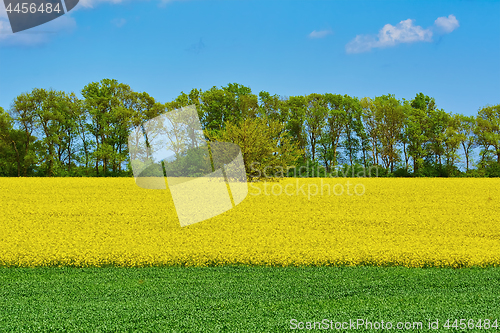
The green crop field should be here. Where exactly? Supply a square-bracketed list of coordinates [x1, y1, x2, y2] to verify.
[0, 266, 499, 332]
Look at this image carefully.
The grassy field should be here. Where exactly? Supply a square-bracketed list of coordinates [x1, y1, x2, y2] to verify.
[0, 266, 499, 332]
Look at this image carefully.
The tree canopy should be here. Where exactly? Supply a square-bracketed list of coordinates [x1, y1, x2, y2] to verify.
[1, 79, 499, 178]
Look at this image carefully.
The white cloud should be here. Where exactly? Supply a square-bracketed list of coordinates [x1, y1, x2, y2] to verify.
[0, 18, 49, 45]
[346, 15, 459, 54]
[0, 19, 13, 35]
[0, 4, 8, 19]
[112, 18, 127, 27]
[308, 29, 333, 39]
[379, 19, 433, 45]
[345, 34, 378, 54]
[0, 15, 76, 46]
[434, 14, 459, 33]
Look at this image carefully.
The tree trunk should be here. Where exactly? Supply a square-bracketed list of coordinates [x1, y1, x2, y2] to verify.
[11, 140, 21, 177]
[462, 143, 469, 172]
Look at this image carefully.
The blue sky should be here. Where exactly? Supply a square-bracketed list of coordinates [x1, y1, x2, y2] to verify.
[0, 0, 499, 117]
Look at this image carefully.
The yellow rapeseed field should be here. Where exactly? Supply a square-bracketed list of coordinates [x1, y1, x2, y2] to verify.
[0, 177, 499, 268]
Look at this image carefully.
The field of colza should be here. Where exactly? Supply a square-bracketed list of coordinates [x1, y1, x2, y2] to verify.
[1, 177, 500, 331]
[1, 177, 500, 268]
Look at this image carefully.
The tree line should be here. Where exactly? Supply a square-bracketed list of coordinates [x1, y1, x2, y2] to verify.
[0, 79, 499, 178]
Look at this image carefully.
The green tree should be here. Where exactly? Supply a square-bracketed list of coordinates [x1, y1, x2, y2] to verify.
[82, 79, 138, 176]
[360, 97, 380, 167]
[426, 108, 449, 167]
[207, 117, 303, 179]
[476, 104, 500, 164]
[456, 114, 477, 172]
[33, 89, 71, 176]
[399, 100, 413, 171]
[258, 91, 285, 124]
[442, 113, 461, 172]
[408, 93, 435, 174]
[199, 83, 256, 133]
[324, 93, 348, 171]
[284, 95, 307, 160]
[0, 107, 18, 176]
[305, 93, 328, 161]
[372, 94, 405, 172]
[341, 95, 363, 168]
[10, 89, 45, 176]
[1, 106, 39, 177]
